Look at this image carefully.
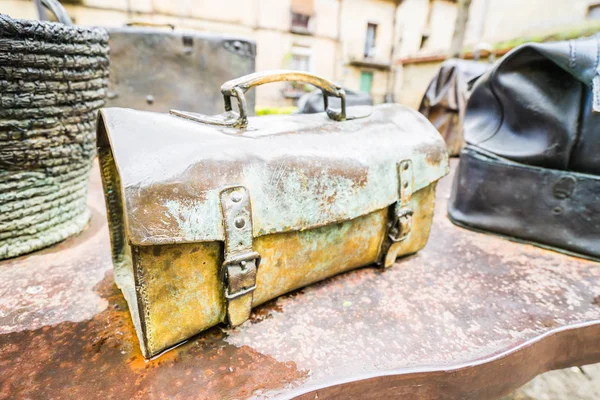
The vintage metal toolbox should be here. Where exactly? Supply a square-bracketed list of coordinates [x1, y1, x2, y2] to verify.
[105, 24, 256, 114]
[97, 71, 449, 358]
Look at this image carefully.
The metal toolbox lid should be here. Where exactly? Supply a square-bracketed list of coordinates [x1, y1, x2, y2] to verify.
[98, 104, 448, 246]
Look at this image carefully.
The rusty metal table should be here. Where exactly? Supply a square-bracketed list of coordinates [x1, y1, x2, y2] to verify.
[1, 160, 599, 399]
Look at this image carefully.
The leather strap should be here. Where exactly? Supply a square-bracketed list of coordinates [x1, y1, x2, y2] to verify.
[219, 186, 260, 327]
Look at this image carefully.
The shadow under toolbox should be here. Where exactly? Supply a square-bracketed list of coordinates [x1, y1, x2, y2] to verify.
[97, 71, 449, 358]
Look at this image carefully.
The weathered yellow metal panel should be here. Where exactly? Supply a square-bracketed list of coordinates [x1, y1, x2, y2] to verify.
[126, 185, 435, 357]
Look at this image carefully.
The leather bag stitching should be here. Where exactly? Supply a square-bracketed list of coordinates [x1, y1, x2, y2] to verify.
[594, 36, 600, 113]
[568, 40, 577, 71]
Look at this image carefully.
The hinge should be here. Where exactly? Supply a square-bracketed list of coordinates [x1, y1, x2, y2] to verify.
[380, 159, 414, 267]
[389, 160, 414, 242]
[219, 186, 260, 327]
[388, 207, 413, 242]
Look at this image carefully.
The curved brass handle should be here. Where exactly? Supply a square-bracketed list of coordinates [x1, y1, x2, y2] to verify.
[171, 70, 347, 129]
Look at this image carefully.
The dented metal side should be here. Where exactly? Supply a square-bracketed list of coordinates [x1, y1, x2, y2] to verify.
[128, 186, 435, 357]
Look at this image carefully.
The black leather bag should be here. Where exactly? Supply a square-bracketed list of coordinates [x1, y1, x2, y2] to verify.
[418, 59, 489, 156]
[448, 36, 600, 260]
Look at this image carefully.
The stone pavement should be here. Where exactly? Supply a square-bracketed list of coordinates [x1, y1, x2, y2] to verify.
[504, 364, 600, 399]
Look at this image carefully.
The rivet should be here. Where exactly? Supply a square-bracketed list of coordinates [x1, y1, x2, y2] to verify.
[553, 176, 576, 200]
[403, 181, 409, 189]
[552, 206, 562, 215]
[146, 94, 154, 105]
[230, 191, 242, 203]
[234, 217, 246, 229]
[403, 162, 409, 171]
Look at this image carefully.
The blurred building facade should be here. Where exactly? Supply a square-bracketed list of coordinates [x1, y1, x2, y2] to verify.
[396, 0, 600, 108]
[2, 0, 599, 108]
[1, 0, 400, 106]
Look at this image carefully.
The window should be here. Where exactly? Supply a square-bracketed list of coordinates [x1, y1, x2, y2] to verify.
[360, 71, 373, 93]
[284, 46, 313, 98]
[364, 23, 378, 58]
[292, 13, 311, 31]
[588, 2, 600, 19]
[291, 52, 310, 72]
[419, 32, 430, 50]
[290, 46, 312, 72]
[291, 0, 314, 33]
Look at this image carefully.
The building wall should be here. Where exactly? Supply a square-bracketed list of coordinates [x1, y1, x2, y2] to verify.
[394, 0, 598, 108]
[396, 60, 442, 109]
[4, 0, 593, 109]
[467, 0, 593, 45]
[252, 0, 340, 106]
[396, 0, 595, 61]
[337, 0, 398, 103]
[395, 0, 456, 57]
[423, 0, 456, 52]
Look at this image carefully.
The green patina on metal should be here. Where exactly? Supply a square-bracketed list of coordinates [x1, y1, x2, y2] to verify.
[98, 104, 447, 245]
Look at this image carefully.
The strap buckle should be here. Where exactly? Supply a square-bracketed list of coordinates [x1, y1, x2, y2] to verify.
[223, 251, 260, 300]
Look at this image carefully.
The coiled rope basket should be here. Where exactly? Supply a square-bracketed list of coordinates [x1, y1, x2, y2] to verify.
[0, 13, 109, 259]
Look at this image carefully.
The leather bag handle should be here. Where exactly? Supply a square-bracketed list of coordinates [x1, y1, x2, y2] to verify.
[170, 70, 349, 129]
[35, 0, 73, 25]
[125, 21, 175, 30]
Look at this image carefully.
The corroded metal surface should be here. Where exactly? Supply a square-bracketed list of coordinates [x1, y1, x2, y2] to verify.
[97, 104, 447, 245]
[98, 102, 448, 357]
[1, 160, 599, 399]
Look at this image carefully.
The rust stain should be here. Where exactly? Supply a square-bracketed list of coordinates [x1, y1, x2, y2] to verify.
[0, 272, 308, 400]
[248, 299, 285, 323]
[416, 140, 447, 166]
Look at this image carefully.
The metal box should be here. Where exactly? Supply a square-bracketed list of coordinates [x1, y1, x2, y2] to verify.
[105, 26, 255, 114]
[97, 71, 449, 357]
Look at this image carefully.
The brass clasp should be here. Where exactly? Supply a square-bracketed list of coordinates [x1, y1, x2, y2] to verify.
[222, 252, 260, 300]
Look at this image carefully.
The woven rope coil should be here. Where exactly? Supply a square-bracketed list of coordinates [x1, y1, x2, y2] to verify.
[0, 14, 109, 259]
[0, 14, 108, 43]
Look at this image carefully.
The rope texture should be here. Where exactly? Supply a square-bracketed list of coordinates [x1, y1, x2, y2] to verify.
[0, 14, 109, 259]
